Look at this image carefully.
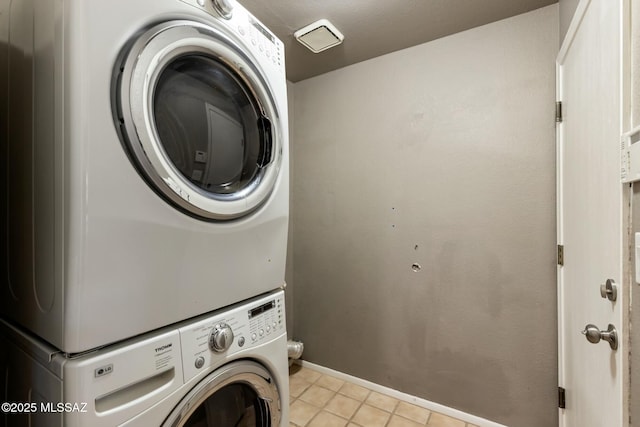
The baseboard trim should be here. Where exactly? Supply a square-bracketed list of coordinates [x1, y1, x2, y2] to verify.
[296, 360, 508, 427]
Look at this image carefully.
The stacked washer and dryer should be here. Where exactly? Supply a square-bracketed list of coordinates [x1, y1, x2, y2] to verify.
[0, 0, 290, 425]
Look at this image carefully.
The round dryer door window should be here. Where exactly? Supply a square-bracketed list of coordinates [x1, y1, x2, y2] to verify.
[163, 361, 281, 426]
[114, 20, 283, 220]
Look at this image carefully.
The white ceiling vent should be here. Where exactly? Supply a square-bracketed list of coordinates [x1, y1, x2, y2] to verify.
[294, 19, 344, 53]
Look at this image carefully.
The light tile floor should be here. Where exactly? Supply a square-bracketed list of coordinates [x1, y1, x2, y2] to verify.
[288, 365, 479, 427]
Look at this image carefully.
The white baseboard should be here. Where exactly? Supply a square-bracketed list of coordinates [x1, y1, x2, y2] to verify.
[296, 360, 508, 427]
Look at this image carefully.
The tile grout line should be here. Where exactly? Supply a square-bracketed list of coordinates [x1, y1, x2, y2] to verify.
[291, 367, 467, 427]
[308, 376, 374, 427]
[346, 387, 370, 426]
[296, 361, 500, 427]
[380, 401, 394, 427]
[323, 382, 371, 427]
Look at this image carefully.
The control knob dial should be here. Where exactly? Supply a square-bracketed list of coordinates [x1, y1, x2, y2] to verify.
[209, 323, 234, 353]
[211, 0, 233, 18]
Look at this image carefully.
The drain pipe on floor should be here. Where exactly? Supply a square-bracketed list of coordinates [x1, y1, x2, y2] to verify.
[287, 340, 304, 366]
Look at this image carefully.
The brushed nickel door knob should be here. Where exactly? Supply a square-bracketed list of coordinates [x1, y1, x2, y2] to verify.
[582, 324, 618, 350]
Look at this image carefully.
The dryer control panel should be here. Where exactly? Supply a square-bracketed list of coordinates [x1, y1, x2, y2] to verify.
[178, 0, 285, 74]
[179, 290, 285, 382]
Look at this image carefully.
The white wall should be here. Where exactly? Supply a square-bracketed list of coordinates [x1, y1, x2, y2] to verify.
[290, 5, 559, 426]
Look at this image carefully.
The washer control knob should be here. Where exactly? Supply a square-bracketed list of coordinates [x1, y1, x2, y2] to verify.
[209, 323, 234, 353]
[211, 0, 233, 18]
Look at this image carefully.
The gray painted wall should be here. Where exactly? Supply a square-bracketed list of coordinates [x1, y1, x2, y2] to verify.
[559, 0, 580, 44]
[290, 5, 558, 427]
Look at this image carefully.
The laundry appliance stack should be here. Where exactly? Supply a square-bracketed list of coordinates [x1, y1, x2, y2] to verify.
[0, 0, 289, 425]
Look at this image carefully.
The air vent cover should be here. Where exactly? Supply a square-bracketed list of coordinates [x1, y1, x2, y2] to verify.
[294, 19, 344, 53]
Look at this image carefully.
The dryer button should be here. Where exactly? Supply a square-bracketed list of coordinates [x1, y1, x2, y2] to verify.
[238, 337, 246, 347]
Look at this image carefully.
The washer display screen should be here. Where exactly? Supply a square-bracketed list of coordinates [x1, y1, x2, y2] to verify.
[248, 301, 275, 318]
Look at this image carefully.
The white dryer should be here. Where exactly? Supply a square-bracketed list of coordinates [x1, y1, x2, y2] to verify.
[0, 0, 288, 353]
[0, 290, 289, 427]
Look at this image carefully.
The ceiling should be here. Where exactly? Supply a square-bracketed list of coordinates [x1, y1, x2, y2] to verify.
[240, 0, 558, 82]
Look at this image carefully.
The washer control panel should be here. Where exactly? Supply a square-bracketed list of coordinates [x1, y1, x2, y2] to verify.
[179, 290, 285, 381]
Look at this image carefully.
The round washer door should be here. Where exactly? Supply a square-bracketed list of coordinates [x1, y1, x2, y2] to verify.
[114, 20, 282, 221]
[163, 361, 281, 426]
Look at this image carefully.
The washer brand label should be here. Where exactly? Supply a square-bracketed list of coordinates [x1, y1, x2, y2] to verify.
[155, 343, 172, 353]
[154, 342, 174, 371]
[94, 364, 113, 378]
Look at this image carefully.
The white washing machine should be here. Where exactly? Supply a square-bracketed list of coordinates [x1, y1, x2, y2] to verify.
[0, 0, 289, 353]
[0, 290, 289, 427]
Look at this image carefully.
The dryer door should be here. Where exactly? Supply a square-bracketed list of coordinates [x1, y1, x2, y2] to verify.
[114, 20, 282, 220]
[163, 361, 281, 426]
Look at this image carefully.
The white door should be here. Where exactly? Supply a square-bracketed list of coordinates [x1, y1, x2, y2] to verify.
[557, 1, 625, 426]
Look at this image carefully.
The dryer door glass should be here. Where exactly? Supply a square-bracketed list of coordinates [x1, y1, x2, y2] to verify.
[154, 55, 268, 198]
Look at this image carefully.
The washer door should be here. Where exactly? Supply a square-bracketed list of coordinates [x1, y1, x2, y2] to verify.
[163, 361, 281, 426]
[114, 20, 282, 220]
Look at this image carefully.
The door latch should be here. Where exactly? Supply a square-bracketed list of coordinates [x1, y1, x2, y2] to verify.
[600, 279, 617, 302]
